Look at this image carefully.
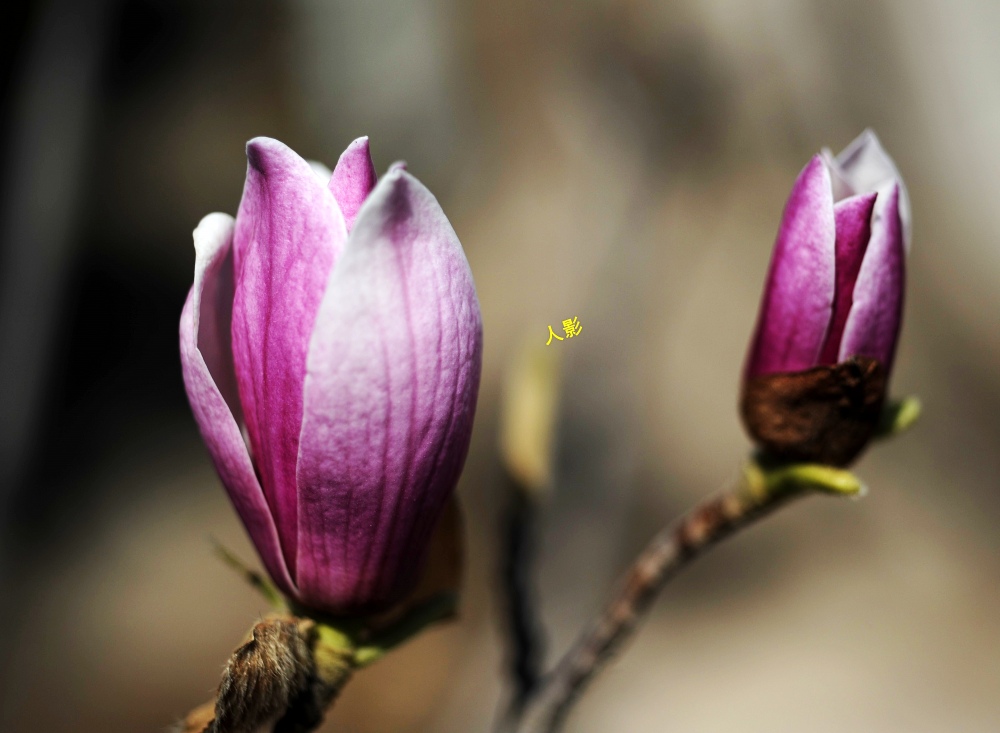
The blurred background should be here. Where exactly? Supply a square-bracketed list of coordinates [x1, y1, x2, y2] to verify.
[0, 0, 998, 731]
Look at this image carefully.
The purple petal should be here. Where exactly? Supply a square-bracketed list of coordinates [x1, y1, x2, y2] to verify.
[180, 213, 297, 598]
[838, 184, 905, 371]
[330, 137, 377, 233]
[231, 137, 348, 577]
[745, 156, 836, 378]
[817, 192, 877, 364]
[828, 129, 911, 251]
[295, 168, 483, 613]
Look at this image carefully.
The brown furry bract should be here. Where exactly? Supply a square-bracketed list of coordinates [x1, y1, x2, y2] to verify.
[741, 356, 886, 466]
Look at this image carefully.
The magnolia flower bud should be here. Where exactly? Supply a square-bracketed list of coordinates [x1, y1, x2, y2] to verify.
[742, 130, 908, 466]
[180, 137, 482, 615]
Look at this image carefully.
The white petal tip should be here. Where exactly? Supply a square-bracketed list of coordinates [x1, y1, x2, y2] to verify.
[193, 213, 235, 255]
[309, 160, 333, 182]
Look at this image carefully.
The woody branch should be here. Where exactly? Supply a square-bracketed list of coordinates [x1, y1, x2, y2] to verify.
[498, 460, 863, 733]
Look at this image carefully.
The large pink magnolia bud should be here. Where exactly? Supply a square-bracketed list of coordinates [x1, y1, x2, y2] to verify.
[180, 137, 482, 615]
[742, 130, 908, 467]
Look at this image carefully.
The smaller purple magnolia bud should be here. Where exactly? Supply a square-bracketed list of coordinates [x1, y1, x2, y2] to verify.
[741, 130, 908, 466]
[180, 136, 482, 616]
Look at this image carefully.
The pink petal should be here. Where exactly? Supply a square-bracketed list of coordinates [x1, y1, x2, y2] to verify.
[295, 168, 483, 613]
[330, 137, 377, 233]
[179, 213, 297, 597]
[838, 184, 906, 371]
[231, 137, 348, 576]
[829, 129, 911, 251]
[745, 156, 836, 377]
[817, 192, 877, 364]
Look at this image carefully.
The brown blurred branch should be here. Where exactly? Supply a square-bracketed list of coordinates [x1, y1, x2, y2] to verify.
[496, 475, 548, 727]
[495, 338, 560, 726]
[501, 459, 861, 733]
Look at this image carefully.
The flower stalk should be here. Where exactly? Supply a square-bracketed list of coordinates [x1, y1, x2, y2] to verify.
[501, 454, 867, 733]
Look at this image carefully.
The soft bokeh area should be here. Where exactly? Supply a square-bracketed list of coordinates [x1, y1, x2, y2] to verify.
[1, 1, 998, 731]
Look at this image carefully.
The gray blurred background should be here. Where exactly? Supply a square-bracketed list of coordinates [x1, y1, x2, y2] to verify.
[0, 1, 997, 731]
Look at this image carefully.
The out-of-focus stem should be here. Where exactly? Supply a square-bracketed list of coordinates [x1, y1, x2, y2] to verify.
[495, 339, 560, 725]
[504, 460, 861, 733]
[496, 475, 547, 726]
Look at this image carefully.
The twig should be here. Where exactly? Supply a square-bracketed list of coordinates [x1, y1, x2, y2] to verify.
[495, 332, 562, 721]
[496, 475, 548, 726]
[504, 460, 861, 733]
